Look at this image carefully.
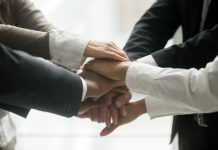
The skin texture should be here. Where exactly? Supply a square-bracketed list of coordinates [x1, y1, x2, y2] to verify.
[84, 59, 131, 81]
[79, 71, 123, 98]
[84, 40, 128, 62]
[100, 99, 147, 136]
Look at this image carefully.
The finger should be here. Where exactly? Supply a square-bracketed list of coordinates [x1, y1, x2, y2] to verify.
[105, 47, 128, 59]
[77, 112, 89, 118]
[106, 41, 120, 49]
[110, 105, 118, 125]
[119, 106, 127, 117]
[102, 50, 127, 61]
[105, 108, 111, 128]
[100, 125, 118, 137]
[114, 92, 132, 108]
[90, 108, 98, 122]
[97, 106, 108, 123]
[79, 98, 109, 115]
[105, 42, 128, 58]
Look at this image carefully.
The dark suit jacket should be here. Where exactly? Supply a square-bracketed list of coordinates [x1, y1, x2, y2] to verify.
[0, 44, 83, 117]
[124, 0, 218, 150]
[0, 0, 83, 118]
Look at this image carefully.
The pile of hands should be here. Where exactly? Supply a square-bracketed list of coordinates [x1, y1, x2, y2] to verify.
[76, 40, 147, 136]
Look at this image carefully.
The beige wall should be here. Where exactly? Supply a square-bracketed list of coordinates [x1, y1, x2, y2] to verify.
[117, 0, 155, 33]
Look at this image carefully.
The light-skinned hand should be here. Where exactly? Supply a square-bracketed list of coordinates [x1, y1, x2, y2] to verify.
[84, 59, 131, 81]
[79, 87, 132, 127]
[83, 40, 128, 62]
[79, 71, 123, 98]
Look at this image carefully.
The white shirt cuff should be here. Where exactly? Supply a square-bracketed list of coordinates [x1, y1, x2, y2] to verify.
[80, 77, 87, 102]
[125, 62, 159, 96]
[136, 55, 158, 66]
[49, 30, 89, 70]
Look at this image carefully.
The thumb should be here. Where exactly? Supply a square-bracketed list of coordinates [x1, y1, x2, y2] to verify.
[100, 124, 118, 137]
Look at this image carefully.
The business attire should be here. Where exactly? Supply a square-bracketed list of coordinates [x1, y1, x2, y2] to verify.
[123, 0, 218, 150]
[0, 43, 84, 117]
[0, 0, 88, 149]
[0, 0, 54, 148]
[126, 55, 218, 116]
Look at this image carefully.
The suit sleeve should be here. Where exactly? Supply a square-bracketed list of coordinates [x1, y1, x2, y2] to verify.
[0, 24, 51, 59]
[12, 0, 54, 32]
[152, 24, 218, 69]
[124, 0, 180, 60]
[0, 44, 83, 117]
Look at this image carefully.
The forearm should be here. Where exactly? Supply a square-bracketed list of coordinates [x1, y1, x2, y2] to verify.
[152, 24, 218, 69]
[126, 56, 218, 116]
[0, 45, 83, 117]
[13, 0, 55, 32]
[0, 24, 50, 59]
[124, 0, 179, 60]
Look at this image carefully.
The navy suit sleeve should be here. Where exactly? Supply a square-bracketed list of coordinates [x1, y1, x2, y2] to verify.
[124, 0, 180, 60]
[0, 44, 83, 117]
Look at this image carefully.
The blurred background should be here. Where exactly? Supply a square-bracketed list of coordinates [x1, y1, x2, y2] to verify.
[10, 0, 178, 150]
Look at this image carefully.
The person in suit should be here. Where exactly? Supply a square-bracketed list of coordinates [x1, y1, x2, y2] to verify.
[0, 42, 124, 117]
[123, 1, 218, 149]
[83, 52, 218, 134]
[0, 0, 127, 149]
[82, 0, 218, 149]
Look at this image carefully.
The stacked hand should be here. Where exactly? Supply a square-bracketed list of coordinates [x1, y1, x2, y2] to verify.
[83, 40, 128, 62]
[75, 40, 146, 136]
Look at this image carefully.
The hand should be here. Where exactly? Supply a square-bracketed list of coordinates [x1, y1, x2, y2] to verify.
[78, 97, 112, 116]
[100, 100, 147, 137]
[79, 87, 132, 127]
[84, 40, 128, 61]
[79, 71, 123, 98]
[84, 59, 131, 81]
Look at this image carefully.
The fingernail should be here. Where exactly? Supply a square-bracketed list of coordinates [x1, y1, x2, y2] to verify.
[100, 130, 108, 137]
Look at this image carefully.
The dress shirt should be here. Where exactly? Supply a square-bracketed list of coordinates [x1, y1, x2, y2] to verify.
[49, 30, 89, 101]
[126, 0, 213, 119]
[0, 114, 15, 147]
[126, 55, 218, 118]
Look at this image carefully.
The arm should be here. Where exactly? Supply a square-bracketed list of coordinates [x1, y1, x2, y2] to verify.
[124, 0, 218, 69]
[0, 24, 126, 71]
[124, 0, 179, 60]
[125, 55, 218, 116]
[0, 45, 83, 117]
[84, 55, 218, 116]
[12, 0, 54, 32]
[152, 24, 218, 69]
[0, 44, 122, 117]
[0, 24, 51, 58]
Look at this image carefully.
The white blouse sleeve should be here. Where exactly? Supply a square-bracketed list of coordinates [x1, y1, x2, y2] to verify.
[126, 55, 218, 118]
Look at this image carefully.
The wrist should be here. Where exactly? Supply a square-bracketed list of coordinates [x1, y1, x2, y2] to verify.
[121, 61, 131, 81]
[137, 99, 147, 115]
[84, 80, 92, 98]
